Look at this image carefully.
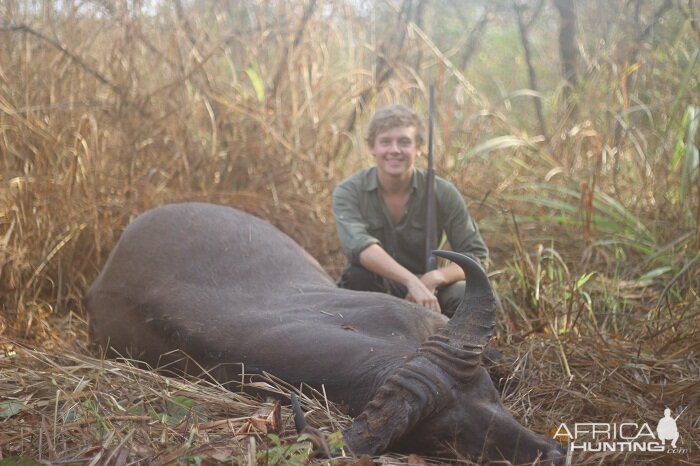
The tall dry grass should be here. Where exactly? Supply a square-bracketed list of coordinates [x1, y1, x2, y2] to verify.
[0, 1, 698, 464]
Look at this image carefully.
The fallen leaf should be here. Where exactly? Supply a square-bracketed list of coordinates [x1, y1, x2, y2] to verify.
[0, 400, 24, 418]
[235, 400, 281, 436]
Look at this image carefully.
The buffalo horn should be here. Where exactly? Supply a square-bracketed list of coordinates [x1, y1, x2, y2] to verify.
[418, 250, 497, 381]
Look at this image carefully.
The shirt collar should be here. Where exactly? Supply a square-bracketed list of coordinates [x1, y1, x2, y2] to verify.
[410, 168, 421, 192]
[362, 167, 379, 191]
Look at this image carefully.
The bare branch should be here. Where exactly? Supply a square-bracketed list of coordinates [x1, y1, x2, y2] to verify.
[1, 23, 123, 98]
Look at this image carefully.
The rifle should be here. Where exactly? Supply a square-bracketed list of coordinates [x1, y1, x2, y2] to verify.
[424, 84, 438, 272]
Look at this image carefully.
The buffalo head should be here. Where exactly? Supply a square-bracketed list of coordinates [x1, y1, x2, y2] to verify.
[343, 251, 565, 464]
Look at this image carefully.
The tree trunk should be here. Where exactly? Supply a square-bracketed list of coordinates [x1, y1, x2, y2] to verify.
[554, 0, 578, 109]
[514, 0, 547, 138]
[459, 9, 491, 70]
[446, 0, 492, 71]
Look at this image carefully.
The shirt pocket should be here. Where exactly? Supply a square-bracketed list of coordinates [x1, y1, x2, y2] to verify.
[366, 216, 385, 241]
[406, 216, 427, 251]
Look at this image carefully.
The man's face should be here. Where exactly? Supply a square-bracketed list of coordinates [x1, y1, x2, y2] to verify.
[370, 126, 421, 179]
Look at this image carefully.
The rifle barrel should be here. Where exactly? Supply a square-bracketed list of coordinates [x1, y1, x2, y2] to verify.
[424, 84, 438, 272]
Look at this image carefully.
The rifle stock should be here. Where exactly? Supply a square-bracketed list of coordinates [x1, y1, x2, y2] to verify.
[424, 84, 438, 272]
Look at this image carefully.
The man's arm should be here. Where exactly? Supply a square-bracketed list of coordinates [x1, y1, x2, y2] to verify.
[359, 244, 441, 313]
[441, 182, 489, 266]
[420, 262, 465, 292]
[332, 183, 380, 263]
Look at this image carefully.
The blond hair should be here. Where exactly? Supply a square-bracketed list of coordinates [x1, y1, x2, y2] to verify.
[365, 104, 425, 147]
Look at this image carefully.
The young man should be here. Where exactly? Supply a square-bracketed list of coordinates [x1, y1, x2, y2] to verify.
[332, 104, 488, 316]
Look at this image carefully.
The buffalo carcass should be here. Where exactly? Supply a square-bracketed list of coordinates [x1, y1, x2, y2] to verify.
[86, 202, 564, 464]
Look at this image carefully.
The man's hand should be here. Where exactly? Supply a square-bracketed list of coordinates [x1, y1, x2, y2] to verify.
[406, 266, 467, 314]
[419, 269, 446, 294]
[405, 276, 441, 313]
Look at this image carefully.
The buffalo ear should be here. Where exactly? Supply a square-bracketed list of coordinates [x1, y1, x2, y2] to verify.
[343, 387, 418, 455]
[343, 357, 451, 455]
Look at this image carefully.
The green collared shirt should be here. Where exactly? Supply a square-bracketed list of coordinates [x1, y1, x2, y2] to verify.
[332, 167, 488, 274]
